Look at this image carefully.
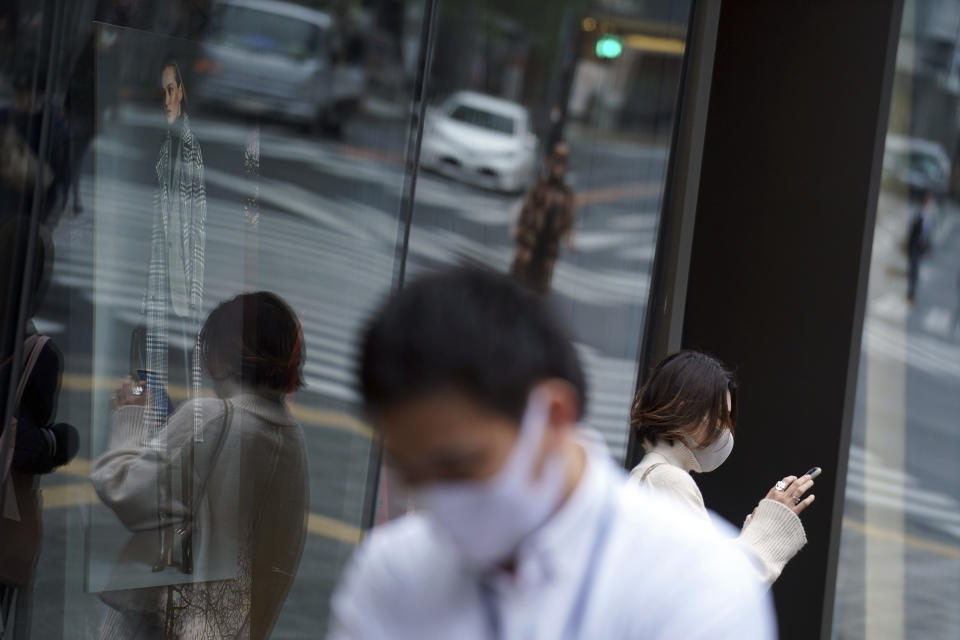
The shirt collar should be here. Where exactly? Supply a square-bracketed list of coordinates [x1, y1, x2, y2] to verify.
[645, 438, 702, 473]
[505, 434, 614, 585]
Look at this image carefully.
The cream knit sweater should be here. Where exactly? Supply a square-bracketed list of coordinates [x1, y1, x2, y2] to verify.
[629, 439, 807, 586]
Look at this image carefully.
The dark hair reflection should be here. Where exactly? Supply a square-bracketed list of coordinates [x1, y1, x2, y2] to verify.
[93, 292, 309, 640]
[200, 291, 305, 394]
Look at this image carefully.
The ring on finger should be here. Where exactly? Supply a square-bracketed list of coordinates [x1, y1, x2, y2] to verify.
[775, 480, 787, 492]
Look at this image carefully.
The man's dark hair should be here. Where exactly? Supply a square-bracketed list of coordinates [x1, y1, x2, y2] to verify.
[199, 291, 305, 393]
[359, 267, 587, 422]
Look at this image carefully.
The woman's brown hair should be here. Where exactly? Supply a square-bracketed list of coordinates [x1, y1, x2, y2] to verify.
[630, 350, 737, 447]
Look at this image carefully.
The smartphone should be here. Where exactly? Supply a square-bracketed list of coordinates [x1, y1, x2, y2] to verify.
[803, 467, 822, 480]
[135, 369, 176, 419]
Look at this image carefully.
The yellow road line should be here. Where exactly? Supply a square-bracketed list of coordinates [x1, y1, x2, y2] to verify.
[307, 513, 364, 545]
[59, 373, 372, 439]
[37, 487, 960, 559]
[40, 480, 365, 545]
[288, 403, 372, 439]
[58, 457, 91, 478]
[574, 182, 661, 208]
[41, 482, 99, 509]
[842, 517, 960, 561]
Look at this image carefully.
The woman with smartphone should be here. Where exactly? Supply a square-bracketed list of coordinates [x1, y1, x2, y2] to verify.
[629, 350, 815, 585]
[94, 292, 309, 639]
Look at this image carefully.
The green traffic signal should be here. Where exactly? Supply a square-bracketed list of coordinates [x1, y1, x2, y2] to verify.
[596, 35, 622, 59]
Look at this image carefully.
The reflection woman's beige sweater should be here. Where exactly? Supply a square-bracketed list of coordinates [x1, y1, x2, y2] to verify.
[629, 439, 806, 586]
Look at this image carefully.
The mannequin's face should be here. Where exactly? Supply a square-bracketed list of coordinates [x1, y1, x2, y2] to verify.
[161, 66, 183, 125]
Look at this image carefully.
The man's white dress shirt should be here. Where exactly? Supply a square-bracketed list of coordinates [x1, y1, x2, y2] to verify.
[329, 437, 776, 639]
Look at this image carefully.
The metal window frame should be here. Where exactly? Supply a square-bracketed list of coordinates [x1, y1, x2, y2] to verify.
[626, 0, 722, 467]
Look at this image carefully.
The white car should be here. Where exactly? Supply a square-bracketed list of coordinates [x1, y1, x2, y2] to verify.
[882, 134, 951, 197]
[420, 91, 537, 193]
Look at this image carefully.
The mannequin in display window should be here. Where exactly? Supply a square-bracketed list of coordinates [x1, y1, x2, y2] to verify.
[141, 58, 207, 425]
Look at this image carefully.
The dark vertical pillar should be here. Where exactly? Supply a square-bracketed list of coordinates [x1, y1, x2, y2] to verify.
[679, 2, 902, 639]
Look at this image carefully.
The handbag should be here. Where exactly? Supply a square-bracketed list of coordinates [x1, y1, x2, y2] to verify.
[0, 335, 51, 587]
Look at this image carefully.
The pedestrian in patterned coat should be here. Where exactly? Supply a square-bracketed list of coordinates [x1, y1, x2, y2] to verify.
[510, 142, 575, 294]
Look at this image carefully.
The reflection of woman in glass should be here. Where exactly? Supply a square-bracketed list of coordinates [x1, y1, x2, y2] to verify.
[94, 292, 309, 639]
[144, 58, 207, 425]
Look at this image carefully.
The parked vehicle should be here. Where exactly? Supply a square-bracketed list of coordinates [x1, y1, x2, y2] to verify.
[192, 0, 365, 134]
[882, 134, 951, 199]
[420, 91, 537, 193]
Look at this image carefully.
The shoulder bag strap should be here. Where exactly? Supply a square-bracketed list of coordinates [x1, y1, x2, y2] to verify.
[1, 335, 50, 519]
[639, 460, 666, 483]
[179, 399, 233, 574]
[2, 336, 49, 480]
[14, 335, 49, 406]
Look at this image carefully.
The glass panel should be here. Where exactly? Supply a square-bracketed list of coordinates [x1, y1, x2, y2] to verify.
[403, 0, 692, 466]
[831, 1, 960, 638]
[0, 0, 425, 636]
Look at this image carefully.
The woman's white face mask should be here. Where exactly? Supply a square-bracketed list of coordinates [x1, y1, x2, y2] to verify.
[415, 389, 566, 570]
[685, 429, 734, 473]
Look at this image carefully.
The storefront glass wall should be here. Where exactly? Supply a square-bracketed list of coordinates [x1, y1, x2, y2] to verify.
[0, 0, 692, 636]
[831, 0, 960, 637]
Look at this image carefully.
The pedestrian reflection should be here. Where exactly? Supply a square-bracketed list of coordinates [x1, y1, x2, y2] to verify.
[510, 142, 576, 294]
[93, 292, 309, 639]
[906, 190, 935, 304]
[0, 219, 79, 635]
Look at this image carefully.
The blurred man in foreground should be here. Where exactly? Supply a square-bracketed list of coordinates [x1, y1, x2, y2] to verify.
[329, 267, 775, 639]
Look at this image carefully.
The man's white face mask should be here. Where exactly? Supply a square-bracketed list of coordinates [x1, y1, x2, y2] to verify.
[416, 389, 566, 570]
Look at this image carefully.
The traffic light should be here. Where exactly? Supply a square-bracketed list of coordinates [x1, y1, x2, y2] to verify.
[595, 34, 622, 59]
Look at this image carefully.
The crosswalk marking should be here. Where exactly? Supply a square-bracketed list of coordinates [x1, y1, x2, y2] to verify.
[844, 445, 960, 540]
[55, 148, 960, 471]
[922, 306, 953, 336]
[871, 291, 910, 323]
[864, 317, 960, 379]
[49, 160, 650, 458]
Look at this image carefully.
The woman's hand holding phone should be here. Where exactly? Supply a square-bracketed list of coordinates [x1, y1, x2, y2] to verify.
[112, 375, 148, 409]
[757, 467, 821, 516]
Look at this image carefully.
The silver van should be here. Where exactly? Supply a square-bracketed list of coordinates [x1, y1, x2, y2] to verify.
[193, 0, 365, 133]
